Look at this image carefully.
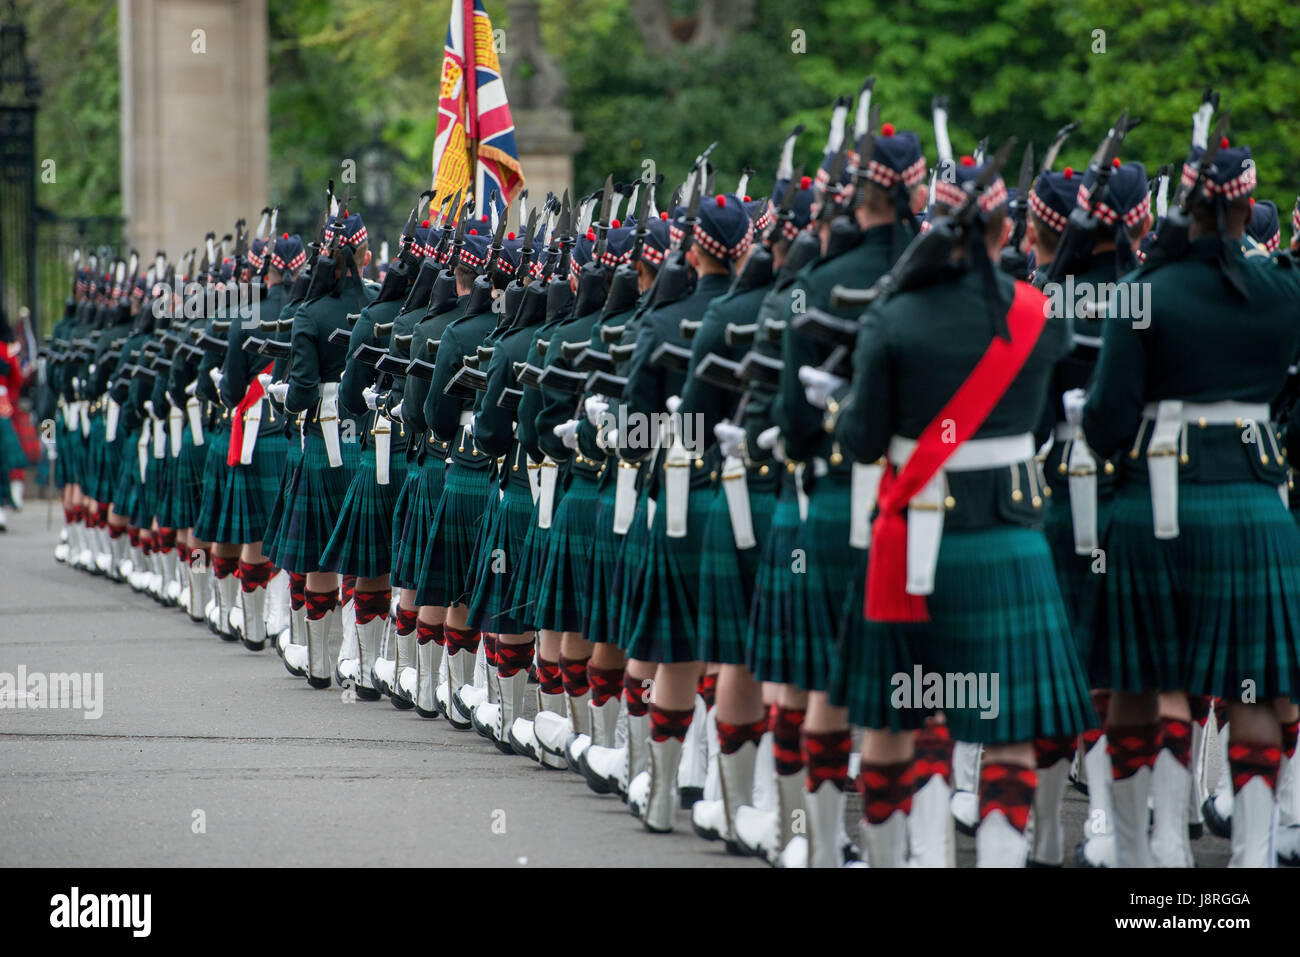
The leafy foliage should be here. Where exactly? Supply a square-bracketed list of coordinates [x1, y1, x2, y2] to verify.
[23, 0, 1300, 237]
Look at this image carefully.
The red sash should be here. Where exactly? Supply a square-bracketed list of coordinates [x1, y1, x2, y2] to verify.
[228, 361, 274, 466]
[865, 281, 1050, 622]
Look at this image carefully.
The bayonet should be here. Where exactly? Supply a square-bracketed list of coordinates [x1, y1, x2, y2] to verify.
[1041, 120, 1081, 173]
[932, 95, 952, 165]
[853, 77, 876, 140]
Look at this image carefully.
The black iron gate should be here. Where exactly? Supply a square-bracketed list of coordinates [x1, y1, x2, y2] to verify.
[0, 2, 40, 334]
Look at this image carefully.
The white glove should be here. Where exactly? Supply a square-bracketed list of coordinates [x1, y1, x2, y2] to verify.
[798, 365, 846, 410]
[362, 383, 381, 411]
[554, 419, 581, 450]
[1062, 388, 1088, 428]
[714, 422, 746, 459]
[756, 425, 786, 462]
[208, 367, 224, 390]
[665, 394, 682, 414]
[257, 373, 272, 390]
[267, 382, 289, 403]
[143, 400, 155, 418]
[388, 401, 403, 423]
[585, 394, 609, 426]
[184, 379, 197, 396]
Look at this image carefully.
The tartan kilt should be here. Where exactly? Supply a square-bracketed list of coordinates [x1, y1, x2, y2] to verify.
[1042, 493, 1113, 685]
[830, 525, 1091, 745]
[320, 445, 409, 578]
[621, 483, 714, 664]
[788, 470, 854, 691]
[266, 431, 361, 574]
[81, 415, 107, 501]
[745, 479, 802, 683]
[612, 485, 653, 640]
[261, 434, 303, 564]
[167, 427, 211, 530]
[135, 445, 171, 528]
[416, 460, 491, 607]
[532, 468, 600, 633]
[0, 415, 20, 506]
[698, 475, 776, 665]
[582, 473, 622, 645]
[1088, 480, 1300, 701]
[210, 431, 291, 545]
[507, 506, 548, 631]
[55, 421, 85, 488]
[111, 428, 144, 519]
[192, 426, 233, 541]
[98, 437, 127, 508]
[466, 479, 534, 634]
[393, 455, 445, 591]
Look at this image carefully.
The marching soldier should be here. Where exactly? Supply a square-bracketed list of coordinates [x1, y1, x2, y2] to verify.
[616, 184, 753, 832]
[1081, 134, 1300, 868]
[270, 210, 376, 688]
[1026, 158, 1155, 867]
[830, 152, 1092, 867]
[220, 233, 305, 653]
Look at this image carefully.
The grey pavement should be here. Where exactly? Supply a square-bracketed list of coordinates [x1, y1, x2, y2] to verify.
[0, 502, 1232, 867]
[0, 504, 757, 867]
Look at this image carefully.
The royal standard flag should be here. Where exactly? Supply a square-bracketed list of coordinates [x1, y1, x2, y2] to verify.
[433, 0, 525, 216]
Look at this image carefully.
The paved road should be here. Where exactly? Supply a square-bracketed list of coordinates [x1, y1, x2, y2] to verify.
[0, 503, 1231, 867]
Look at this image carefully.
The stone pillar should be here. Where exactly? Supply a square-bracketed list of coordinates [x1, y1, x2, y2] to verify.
[501, 0, 582, 204]
[118, 0, 267, 260]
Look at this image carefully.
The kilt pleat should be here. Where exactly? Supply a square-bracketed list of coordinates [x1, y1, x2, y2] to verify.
[320, 447, 408, 577]
[582, 476, 622, 645]
[209, 431, 291, 545]
[466, 480, 534, 633]
[81, 416, 107, 501]
[745, 484, 802, 683]
[192, 426, 233, 541]
[788, 472, 854, 691]
[393, 455, 445, 591]
[612, 487, 653, 641]
[532, 469, 599, 632]
[134, 445, 171, 528]
[167, 428, 211, 529]
[267, 432, 361, 573]
[416, 460, 491, 607]
[831, 525, 1092, 745]
[1092, 481, 1300, 700]
[698, 477, 776, 665]
[621, 484, 714, 664]
[111, 428, 144, 519]
[508, 510, 546, 630]
[261, 435, 303, 562]
[1042, 495, 1112, 684]
[56, 424, 86, 489]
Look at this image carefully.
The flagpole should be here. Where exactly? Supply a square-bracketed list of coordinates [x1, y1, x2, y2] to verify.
[463, 0, 479, 211]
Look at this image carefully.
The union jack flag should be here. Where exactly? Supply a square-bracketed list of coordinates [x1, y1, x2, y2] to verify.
[432, 0, 525, 218]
